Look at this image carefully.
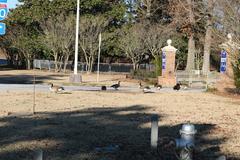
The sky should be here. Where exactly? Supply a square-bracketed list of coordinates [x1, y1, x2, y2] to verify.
[7, 0, 19, 9]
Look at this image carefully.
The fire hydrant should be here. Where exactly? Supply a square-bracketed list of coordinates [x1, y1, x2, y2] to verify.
[175, 123, 197, 160]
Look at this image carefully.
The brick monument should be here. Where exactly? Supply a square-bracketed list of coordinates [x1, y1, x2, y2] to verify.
[158, 39, 178, 87]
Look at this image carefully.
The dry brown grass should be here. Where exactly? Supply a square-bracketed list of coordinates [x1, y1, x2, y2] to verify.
[0, 70, 239, 160]
[0, 90, 239, 160]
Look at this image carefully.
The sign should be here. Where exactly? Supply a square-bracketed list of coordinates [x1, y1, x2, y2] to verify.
[162, 52, 166, 70]
[220, 50, 227, 73]
[0, 22, 5, 35]
[0, 1, 7, 36]
[0, 4, 7, 21]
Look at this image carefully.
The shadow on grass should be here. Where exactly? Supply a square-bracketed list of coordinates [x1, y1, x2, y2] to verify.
[0, 105, 237, 160]
[224, 88, 240, 95]
[0, 74, 68, 84]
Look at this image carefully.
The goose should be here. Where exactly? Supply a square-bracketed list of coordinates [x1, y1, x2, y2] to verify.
[101, 86, 107, 91]
[173, 83, 181, 91]
[139, 82, 151, 93]
[49, 83, 65, 93]
[111, 81, 120, 90]
[154, 83, 162, 90]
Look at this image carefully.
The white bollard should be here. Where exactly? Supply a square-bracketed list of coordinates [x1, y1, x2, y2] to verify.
[151, 115, 159, 149]
[34, 149, 43, 160]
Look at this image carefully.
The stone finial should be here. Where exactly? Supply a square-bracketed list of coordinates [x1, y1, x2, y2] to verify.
[167, 39, 172, 46]
[162, 39, 177, 53]
[227, 33, 232, 42]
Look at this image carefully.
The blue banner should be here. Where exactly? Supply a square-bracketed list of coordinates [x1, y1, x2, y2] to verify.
[220, 50, 227, 73]
[162, 52, 166, 70]
[0, 0, 7, 3]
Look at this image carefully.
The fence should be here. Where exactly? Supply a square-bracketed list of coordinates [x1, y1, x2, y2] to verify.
[0, 59, 8, 66]
[33, 59, 155, 73]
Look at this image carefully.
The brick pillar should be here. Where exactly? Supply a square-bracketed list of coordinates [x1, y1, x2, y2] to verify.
[158, 39, 177, 87]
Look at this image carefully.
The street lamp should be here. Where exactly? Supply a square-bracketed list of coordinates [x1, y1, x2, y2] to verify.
[70, 0, 82, 82]
[74, 0, 80, 75]
[49, 0, 81, 82]
[69, 0, 82, 82]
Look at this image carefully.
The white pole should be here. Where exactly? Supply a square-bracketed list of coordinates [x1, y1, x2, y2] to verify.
[97, 33, 102, 82]
[151, 115, 158, 149]
[74, 0, 80, 75]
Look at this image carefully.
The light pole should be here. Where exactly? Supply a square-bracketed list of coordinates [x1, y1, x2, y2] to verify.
[74, 0, 80, 75]
[49, 0, 81, 82]
[70, 0, 82, 82]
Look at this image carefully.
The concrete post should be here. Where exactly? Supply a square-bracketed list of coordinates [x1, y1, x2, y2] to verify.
[151, 115, 159, 149]
[34, 149, 43, 160]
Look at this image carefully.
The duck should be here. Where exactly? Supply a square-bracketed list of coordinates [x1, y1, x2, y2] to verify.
[49, 83, 65, 93]
[101, 86, 107, 91]
[173, 83, 181, 91]
[111, 81, 120, 90]
[154, 83, 162, 90]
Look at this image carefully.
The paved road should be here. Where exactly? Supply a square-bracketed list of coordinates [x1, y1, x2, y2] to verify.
[0, 84, 206, 93]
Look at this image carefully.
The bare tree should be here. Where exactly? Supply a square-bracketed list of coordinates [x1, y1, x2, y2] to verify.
[41, 17, 62, 72]
[137, 0, 154, 18]
[143, 24, 167, 58]
[143, 23, 175, 75]
[79, 15, 108, 73]
[41, 13, 75, 72]
[59, 14, 75, 73]
[119, 24, 146, 71]
[213, 0, 240, 46]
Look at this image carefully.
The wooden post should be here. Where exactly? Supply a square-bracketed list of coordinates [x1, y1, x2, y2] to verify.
[151, 115, 159, 149]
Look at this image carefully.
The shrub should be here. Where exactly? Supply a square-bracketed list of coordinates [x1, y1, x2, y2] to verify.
[154, 57, 162, 77]
[206, 87, 218, 93]
[130, 69, 157, 80]
[233, 55, 240, 89]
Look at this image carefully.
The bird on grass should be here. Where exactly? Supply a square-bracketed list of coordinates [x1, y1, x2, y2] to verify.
[139, 82, 151, 93]
[49, 83, 65, 93]
[154, 83, 162, 90]
[111, 81, 120, 90]
[173, 83, 181, 91]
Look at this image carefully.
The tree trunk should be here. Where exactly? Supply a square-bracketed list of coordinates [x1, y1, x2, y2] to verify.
[63, 55, 70, 73]
[26, 58, 31, 70]
[54, 56, 58, 72]
[186, 34, 196, 71]
[132, 61, 139, 71]
[202, 0, 214, 75]
[86, 57, 94, 73]
[185, 0, 196, 72]
[133, 62, 137, 71]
